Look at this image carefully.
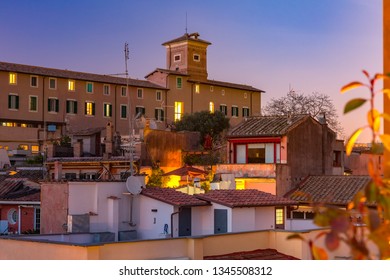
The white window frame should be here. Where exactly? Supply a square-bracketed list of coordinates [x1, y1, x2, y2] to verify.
[155, 107, 164, 122]
[48, 97, 59, 113]
[242, 106, 250, 117]
[103, 84, 110, 95]
[66, 99, 77, 115]
[156, 90, 162, 101]
[231, 105, 239, 117]
[220, 104, 227, 116]
[85, 101, 95, 116]
[193, 54, 200, 62]
[121, 86, 127, 97]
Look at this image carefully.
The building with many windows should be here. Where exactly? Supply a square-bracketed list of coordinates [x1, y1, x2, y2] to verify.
[0, 32, 264, 156]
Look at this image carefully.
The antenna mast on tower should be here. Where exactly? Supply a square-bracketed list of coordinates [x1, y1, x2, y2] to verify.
[124, 42, 134, 176]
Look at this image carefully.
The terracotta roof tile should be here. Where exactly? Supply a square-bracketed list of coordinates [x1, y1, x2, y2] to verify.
[196, 189, 297, 208]
[228, 115, 309, 138]
[162, 33, 211, 46]
[204, 248, 299, 260]
[188, 79, 264, 92]
[286, 175, 371, 206]
[0, 61, 166, 90]
[141, 187, 210, 207]
[0, 178, 40, 202]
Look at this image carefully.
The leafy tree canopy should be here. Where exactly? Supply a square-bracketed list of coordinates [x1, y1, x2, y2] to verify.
[174, 110, 230, 146]
[263, 91, 343, 136]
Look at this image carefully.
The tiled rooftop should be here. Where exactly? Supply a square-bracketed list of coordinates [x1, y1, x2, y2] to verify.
[196, 189, 297, 208]
[0, 61, 165, 89]
[0, 178, 40, 202]
[141, 187, 210, 207]
[228, 114, 309, 137]
[188, 78, 264, 92]
[204, 248, 299, 260]
[286, 175, 371, 206]
[162, 32, 212, 46]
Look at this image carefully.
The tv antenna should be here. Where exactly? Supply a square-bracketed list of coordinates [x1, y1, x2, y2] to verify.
[185, 12, 188, 34]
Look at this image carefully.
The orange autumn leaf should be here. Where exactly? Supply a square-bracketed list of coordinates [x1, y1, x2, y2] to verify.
[341, 82, 365, 94]
[346, 128, 364, 155]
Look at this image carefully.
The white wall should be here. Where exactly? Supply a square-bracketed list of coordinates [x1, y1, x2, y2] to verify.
[255, 207, 275, 230]
[68, 182, 134, 235]
[136, 195, 175, 239]
[232, 208, 255, 232]
[285, 219, 320, 231]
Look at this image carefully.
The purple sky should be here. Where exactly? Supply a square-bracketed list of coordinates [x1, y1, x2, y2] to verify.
[0, 0, 383, 142]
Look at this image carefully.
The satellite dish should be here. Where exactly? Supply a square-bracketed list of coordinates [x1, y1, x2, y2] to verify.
[126, 175, 143, 195]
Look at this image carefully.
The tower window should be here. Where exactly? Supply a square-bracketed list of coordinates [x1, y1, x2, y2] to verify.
[193, 54, 200, 61]
[176, 77, 182, 89]
[174, 54, 181, 62]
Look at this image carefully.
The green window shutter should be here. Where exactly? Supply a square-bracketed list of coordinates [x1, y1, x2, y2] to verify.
[55, 99, 59, 112]
[109, 104, 112, 117]
[154, 109, 158, 120]
[66, 101, 70, 113]
[161, 109, 165, 121]
[48, 99, 51, 111]
[92, 103, 95, 115]
[8, 95, 11, 108]
[104, 104, 107, 116]
[84, 102, 87, 115]
[74, 101, 78, 114]
[15, 96, 19, 109]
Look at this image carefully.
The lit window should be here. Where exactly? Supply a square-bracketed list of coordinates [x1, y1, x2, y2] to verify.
[137, 88, 143, 99]
[231, 106, 239, 117]
[66, 100, 78, 114]
[30, 76, 38, 87]
[135, 106, 145, 116]
[48, 98, 59, 113]
[121, 86, 127, 97]
[9, 73, 17, 85]
[86, 82, 93, 93]
[176, 77, 182, 89]
[49, 78, 56, 89]
[29, 96, 38, 112]
[18, 144, 29, 151]
[103, 84, 110, 95]
[275, 207, 285, 229]
[242, 107, 250, 117]
[174, 54, 181, 62]
[8, 94, 19, 110]
[103, 103, 112, 117]
[209, 102, 214, 113]
[156, 91, 162, 101]
[68, 80, 75, 91]
[193, 54, 200, 62]
[120, 104, 127, 119]
[195, 84, 200, 93]
[155, 108, 164, 121]
[174, 102, 183, 121]
[220, 105, 227, 116]
[31, 145, 40, 154]
[85, 101, 95, 116]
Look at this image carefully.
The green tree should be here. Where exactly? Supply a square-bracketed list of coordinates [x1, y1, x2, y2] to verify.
[175, 110, 230, 147]
[146, 167, 166, 188]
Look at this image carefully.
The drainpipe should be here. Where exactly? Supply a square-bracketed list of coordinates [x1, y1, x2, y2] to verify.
[170, 207, 181, 238]
[18, 205, 21, 234]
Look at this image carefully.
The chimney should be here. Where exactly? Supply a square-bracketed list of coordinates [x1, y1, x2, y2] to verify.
[73, 139, 83, 157]
[54, 161, 62, 181]
[105, 122, 114, 158]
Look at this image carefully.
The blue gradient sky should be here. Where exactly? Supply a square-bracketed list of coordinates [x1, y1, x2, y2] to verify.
[0, 0, 383, 142]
